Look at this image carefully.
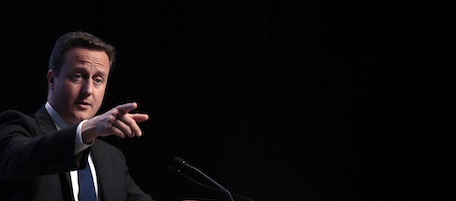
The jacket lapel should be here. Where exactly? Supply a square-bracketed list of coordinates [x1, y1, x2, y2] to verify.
[34, 106, 58, 134]
[91, 142, 115, 201]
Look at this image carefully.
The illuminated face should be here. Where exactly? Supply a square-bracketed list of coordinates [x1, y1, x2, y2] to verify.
[47, 47, 111, 125]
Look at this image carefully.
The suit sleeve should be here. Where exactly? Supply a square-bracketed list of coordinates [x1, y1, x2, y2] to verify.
[0, 110, 79, 182]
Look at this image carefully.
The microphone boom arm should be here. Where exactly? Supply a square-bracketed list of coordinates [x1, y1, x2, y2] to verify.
[173, 157, 234, 201]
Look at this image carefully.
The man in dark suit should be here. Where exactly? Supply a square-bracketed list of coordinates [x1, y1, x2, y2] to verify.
[0, 31, 155, 201]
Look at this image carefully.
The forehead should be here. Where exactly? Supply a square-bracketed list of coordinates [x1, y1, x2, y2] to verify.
[63, 47, 110, 70]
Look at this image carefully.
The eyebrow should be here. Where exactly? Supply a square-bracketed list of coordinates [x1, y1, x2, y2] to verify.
[70, 66, 109, 77]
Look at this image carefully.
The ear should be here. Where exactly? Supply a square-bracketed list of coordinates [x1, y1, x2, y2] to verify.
[47, 70, 55, 89]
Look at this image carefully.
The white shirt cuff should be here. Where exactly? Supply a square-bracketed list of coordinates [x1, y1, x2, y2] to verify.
[74, 119, 93, 155]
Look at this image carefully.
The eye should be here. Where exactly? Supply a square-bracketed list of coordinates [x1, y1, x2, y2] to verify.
[94, 76, 104, 85]
[70, 73, 84, 81]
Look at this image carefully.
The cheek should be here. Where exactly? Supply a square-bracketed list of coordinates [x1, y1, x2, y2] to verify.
[54, 83, 80, 105]
[60, 84, 79, 99]
[93, 88, 107, 104]
[95, 86, 107, 98]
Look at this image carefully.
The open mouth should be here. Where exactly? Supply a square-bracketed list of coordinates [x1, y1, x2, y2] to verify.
[75, 101, 91, 108]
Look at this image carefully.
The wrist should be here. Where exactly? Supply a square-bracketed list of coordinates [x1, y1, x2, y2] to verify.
[78, 120, 96, 144]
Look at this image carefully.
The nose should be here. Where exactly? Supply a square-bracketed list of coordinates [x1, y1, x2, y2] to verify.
[81, 79, 93, 96]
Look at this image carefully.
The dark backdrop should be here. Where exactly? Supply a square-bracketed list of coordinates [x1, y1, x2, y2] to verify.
[1, 1, 456, 201]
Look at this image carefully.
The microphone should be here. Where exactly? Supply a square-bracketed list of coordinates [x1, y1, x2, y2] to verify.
[172, 157, 234, 201]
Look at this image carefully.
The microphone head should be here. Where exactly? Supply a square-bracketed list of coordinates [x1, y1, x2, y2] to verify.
[172, 156, 187, 168]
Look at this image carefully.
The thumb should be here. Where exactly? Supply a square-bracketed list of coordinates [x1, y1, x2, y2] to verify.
[116, 102, 138, 114]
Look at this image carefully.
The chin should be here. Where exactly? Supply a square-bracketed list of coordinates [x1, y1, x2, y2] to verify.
[73, 113, 92, 122]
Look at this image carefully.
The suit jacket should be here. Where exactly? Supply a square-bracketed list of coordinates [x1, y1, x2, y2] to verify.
[0, 106, 155, 201]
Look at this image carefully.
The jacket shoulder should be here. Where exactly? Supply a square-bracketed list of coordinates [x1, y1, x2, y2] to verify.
[0, 109, 39, 135]
[0, 109, 35, 124]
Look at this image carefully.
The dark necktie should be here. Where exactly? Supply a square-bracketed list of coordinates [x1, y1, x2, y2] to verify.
[78, 160, 97, 201]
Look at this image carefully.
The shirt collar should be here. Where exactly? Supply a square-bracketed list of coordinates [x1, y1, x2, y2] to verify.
[45, 102, 69, 130]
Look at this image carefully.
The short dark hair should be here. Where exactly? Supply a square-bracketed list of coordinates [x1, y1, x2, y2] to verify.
[48, 31, 117, 77]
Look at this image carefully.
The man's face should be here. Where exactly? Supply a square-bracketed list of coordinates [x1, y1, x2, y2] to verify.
[48, 47, 111, 125]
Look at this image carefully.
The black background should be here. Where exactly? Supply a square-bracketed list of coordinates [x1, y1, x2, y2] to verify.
[1, 1, 456, 201]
